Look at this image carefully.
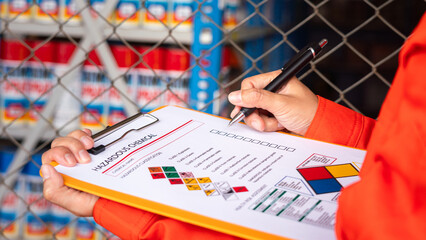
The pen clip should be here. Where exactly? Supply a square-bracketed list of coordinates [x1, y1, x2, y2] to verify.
[88, 113, 159, 155]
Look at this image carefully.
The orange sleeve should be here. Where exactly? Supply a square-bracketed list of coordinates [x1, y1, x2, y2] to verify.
[335, 12, 426, 240]
[305, 96, 376, 149]
[93, 198, 242, 240]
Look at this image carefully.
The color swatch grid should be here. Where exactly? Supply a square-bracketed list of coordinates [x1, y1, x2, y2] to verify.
[297, 164, 359, 194]
[148, 166, 248, 201]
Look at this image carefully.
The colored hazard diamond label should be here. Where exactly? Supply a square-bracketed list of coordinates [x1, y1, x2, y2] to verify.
[220, 188, 234, 194]
[215, 181, 232, 192]
[308, 178, 342, 194]
[223, 193, 238, 201]
[204, 189, 219, 196]
[179, 172, 194, 178]
[201, 183, 215, 190]
[186, 184, 201, 190]
[232, 186, 248, 193]
[297, 167, 332, 181]
[151, 173, 166, 179]
[169, 178, 184, 185]
[149, 167, 163, 173]
[165, 172, 180, 178]
[298, 163, 359, 195]
[183, 178, 197, 184]
[325, 164, 358, 178]
[162, 166, 177, 172]
[197, 177, 212, 183]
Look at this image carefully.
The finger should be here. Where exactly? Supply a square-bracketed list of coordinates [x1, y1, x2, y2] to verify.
[243, 110, 265, 131]
[42, 146, 77, 166]
[241, 70, 282, 90]
[229, 90, 283, 131]
[67, 129, 94, 149]
[51, 137, 91, 163]
[244, 112, 286, 132]
[228, 90, 242, 106]
[229, 75, 300, 115]
[229, 106, 241, 118]
[82, 128, 92, 136]
[258, 114, 282, 132]
[41, 164, 65, 205]
[239, 88, 290, 114]
[41, 164, 98, 217]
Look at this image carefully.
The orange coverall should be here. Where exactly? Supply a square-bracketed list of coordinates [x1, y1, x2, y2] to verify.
[93, 12, 426, 240]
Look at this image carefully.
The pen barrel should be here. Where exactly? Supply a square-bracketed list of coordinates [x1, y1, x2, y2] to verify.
[241, 107, 256, 117]
[265, 52, 314, 92]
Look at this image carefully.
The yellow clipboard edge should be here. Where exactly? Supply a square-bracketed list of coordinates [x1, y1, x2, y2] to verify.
[61, 173, 290, 240]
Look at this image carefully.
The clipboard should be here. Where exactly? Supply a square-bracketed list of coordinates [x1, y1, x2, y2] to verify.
[88, 112, 159, 155]
[51, 105, 366, 240]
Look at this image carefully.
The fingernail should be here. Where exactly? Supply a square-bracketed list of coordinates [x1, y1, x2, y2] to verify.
[81, 136, 93, 148]
[230, 108, 238, 118]
[277, 123, 284, 129]
[228, 91, 242, 104]
[41, 165, 51, 181]
[64, 153, 75, 165]
[79, 150, 91, 163]
[82, 128, 92, 136]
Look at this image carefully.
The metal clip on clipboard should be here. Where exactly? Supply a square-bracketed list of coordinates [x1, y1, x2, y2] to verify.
[88, 112, 159, 155]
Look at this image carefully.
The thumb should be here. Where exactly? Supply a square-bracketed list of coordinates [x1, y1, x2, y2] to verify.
[41, 164, 64, 201]
[41, 164, 98, 217]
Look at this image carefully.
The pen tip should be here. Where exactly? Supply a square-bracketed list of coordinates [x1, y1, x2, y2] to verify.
[228, 120, 234, 127]
[228, 112, 245, 127]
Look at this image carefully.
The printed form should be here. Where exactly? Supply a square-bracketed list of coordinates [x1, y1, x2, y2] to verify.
[55, 106, 366, 240]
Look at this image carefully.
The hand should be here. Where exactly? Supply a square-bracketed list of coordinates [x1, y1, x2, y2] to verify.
[228, 70, 318, 135]
[41, 129, 99, 217]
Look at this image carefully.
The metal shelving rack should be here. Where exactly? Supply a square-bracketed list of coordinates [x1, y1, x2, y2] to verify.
[0, 0, 227, 201]
[1, 21, 193, 44]
[0, 0, 287, 213]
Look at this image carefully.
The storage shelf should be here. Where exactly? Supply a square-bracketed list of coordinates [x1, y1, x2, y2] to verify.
[1, 22, 277, 45]
[1, 21, 193, 44]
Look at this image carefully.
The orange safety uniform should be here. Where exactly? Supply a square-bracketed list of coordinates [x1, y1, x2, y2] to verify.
[93, 12, 426, 240]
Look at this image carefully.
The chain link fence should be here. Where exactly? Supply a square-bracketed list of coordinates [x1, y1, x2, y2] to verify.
[0, 0, 425, 239]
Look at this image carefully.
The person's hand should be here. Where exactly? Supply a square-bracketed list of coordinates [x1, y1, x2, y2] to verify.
[228, 70, 318, 135]
[41, 129, 99, 217]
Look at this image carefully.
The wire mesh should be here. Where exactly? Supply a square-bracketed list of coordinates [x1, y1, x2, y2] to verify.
[0, 0, 425, 239]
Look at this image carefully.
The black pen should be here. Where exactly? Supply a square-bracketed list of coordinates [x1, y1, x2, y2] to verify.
[228, 39, 328, 127]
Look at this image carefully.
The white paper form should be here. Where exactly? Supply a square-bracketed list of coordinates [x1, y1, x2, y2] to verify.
[55, 106, 366, 240]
